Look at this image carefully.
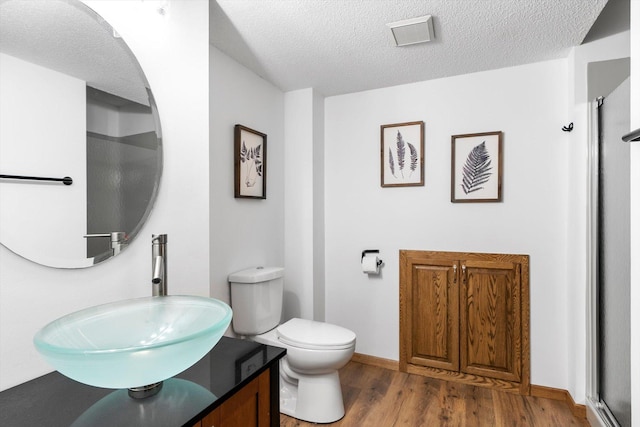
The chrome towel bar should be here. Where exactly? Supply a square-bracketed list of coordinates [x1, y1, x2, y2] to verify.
[0, 174, 72, 185]
[622, 127, 640, 142]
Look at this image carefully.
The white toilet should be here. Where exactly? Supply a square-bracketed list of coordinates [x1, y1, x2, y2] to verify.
[228, 267, 356, 424]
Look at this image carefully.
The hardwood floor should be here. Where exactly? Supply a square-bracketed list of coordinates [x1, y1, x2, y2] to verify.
[280, 361, 588, 427]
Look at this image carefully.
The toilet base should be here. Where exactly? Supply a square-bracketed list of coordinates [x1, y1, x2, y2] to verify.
[279, 358, 345, 424]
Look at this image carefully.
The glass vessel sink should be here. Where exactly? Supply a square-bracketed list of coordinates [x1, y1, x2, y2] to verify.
[33, 296, 232, 389]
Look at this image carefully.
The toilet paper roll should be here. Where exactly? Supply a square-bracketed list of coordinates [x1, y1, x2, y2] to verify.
[362, 253, 380, 274]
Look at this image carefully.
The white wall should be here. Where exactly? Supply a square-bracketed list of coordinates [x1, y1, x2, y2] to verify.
[282, 88, 326, 322]
[209, 46, 285, 306]
[324, 59, 571, 390]
[283, 90, 313, 320]
[0, 53, 87, 266]
[312, 90, 326, 322]
[283, 89, 314, 320]
[0, 0, 210, 391]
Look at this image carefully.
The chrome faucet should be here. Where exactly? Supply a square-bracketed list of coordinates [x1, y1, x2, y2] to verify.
[151, 234, 167, 296]
[129, 234, 169, 399]
[84, 231, 128, 255]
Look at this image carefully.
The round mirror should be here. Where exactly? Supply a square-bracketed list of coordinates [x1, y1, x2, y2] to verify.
[0, 0, 162, 268]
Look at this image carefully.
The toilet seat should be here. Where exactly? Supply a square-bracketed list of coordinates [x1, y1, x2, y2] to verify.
[276, 318, 356, 351]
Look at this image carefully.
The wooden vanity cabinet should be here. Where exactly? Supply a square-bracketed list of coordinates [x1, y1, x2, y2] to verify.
[197, 369, 272, 427]
[399, 250, 530, 395]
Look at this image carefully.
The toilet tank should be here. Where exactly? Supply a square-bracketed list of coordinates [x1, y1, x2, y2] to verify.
[228, 267, 284, 336]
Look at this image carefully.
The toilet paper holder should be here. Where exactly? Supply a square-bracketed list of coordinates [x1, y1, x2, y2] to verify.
[361, 249, 383, 267]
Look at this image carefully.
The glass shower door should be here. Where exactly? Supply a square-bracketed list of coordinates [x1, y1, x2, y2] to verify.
[595, 77, 631, 427]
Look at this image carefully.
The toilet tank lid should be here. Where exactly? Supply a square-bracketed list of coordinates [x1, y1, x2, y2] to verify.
[228, 267, 284, 283]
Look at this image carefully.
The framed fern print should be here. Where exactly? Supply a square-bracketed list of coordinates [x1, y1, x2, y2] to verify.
[451, 131, 502, 202]
[235, 124, 267, 199]
[380, 121, 424, 187]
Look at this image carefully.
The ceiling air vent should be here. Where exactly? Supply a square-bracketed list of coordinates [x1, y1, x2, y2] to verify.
[387, 15, 435, 47]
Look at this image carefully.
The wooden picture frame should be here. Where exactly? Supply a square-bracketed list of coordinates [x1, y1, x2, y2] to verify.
[234, 124, 267, 199]
[451, 131, 503, 203]
[380, 121, 424, 187]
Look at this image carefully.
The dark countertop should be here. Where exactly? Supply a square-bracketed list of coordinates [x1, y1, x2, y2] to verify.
[0, 337, 285, 427]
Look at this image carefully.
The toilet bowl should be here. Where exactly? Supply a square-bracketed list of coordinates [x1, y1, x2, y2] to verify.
[228, 267, 357, 424]
[252, 318, 356, 423]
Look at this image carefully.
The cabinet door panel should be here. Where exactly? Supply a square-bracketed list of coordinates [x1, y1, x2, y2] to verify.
[401, 254, 459, 371]
[201, 369, 270, 427]
[460, 262, 521, 382]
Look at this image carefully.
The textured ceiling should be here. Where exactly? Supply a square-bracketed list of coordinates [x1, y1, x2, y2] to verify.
[0, 0, 149, 106]
[0, 1, 610, 102]
[210, 0, 608, 96]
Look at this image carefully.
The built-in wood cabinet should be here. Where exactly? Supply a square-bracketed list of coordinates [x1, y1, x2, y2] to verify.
[399, 250, 530, 395]
[198, 369, 271, 427]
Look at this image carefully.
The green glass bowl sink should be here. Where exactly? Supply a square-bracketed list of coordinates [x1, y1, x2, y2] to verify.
[33, 296, 232, 389]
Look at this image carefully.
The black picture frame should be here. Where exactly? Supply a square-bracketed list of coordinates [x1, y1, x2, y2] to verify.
[234, 124, 267, 199]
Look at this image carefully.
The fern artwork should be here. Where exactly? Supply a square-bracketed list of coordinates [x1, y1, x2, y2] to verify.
[234, 124, 267, 199]
[451, 131, 503, 202]
[239, 141, 262, 188]
[460, 141, 492, 194]
[381, 121, 424, 187]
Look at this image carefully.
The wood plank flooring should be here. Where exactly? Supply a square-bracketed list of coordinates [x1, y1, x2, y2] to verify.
[280, 361, 587, 427]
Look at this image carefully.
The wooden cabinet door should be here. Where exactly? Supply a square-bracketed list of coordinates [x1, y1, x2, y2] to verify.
[201, 369, 270, 427]
[400, 250, 530, 395]
[400, 252, 459, 372]
[459, 260, 522, 382]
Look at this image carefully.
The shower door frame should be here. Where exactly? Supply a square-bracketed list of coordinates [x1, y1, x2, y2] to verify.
[586, 97, 612, 427]
[586, 93, 630, 427]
